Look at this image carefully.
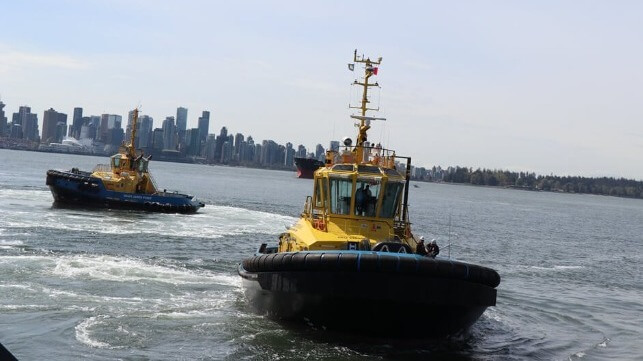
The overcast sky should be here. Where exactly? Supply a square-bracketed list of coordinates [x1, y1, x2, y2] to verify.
[2, 1, 642, 179]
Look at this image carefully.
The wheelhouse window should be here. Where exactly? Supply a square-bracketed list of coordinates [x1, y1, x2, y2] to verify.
[138, 159, 148, 173]
[329, 176, 353, 215]
[314, 178, 324, 208]
[111, 156, 121, 169]
[380, 182, 403, 218]
[354, 177, 381, 217]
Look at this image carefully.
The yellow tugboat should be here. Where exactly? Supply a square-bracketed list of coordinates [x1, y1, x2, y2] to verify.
[239, 51, 500, 337]
[46, 109, 204, 213]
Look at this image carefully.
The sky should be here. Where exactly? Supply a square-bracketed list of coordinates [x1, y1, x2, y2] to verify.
[2, 0, 642, 179]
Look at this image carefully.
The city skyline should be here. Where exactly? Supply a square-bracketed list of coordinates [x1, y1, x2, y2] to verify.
[0, 99, 342, 163]
[2, 1, 643, 179]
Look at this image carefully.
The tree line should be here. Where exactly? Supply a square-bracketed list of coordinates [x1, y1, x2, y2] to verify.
[439, 166, 643, 199]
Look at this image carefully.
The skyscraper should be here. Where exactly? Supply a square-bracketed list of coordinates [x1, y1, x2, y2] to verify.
[162, 116, 176, 150]
[12, 106, 39, 141]
[285, 142, 295, 166]
[176, 107, 188, 145]
[138, 115, 153, 148]
[185, 128, 200, 156]
[198, 110, 210, 143]
[296, 144, 307, 158]
[315, 144, 325, 160]
[71, 107, 83, 138]
[0, 101, 7, 137]
[42, 108, 67, 144]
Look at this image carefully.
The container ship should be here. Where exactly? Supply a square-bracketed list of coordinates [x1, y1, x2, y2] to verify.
[294, 156, 324, 179]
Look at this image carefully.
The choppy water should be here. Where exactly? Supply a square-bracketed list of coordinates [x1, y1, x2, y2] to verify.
[0, 148, 641, 360]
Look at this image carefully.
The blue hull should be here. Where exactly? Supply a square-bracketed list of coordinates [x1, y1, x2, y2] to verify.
[46, 169, 204, 213]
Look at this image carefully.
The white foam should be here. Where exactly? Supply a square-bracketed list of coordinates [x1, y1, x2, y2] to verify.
[0, 239, 24, 249]
[529, 265, 584, 272]
[482, 307, 504, 323]
[52, 255, 206, 284]
[75, 316, 111, 348]
[3, 204, 297, 239]
[50, 254, 238, 287]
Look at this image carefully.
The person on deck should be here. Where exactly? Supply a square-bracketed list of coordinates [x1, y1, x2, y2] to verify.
[355, 185, 365, 215]
[426, 239, 440, 258]
[416, 236, 428, 256]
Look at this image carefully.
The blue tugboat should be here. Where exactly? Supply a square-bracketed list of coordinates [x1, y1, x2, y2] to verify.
[46, 109, 204, 213]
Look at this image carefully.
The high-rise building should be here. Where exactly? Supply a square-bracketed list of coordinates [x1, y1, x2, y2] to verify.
[197, 110, 210, 143]
[162, 116, 176, 150]
[42, 108, 67, 144]
[176, 107, 188, 145]
[12, 106, 39, 141]
[214, 126, 228, 162]
[185, 128, 200, 156]
[0, 101, 7, 137]
[99, 114, 109, 142]
[296, 144, 307, 158]
[107, 114, 122, 129]
[70, 107, 83, 138]
[245, 136, 255, 163]
[329, 140, 340, 152]
[285, 142, 295, 166]
[221, 139, 232, 164]
[234, 133, 244, 160]
[138, 115, 153, 149]
[98, 114, 122, 143]
[152, 128, 164, 152]
[315, 144, 325, 160]
[204, 134, 217, 163]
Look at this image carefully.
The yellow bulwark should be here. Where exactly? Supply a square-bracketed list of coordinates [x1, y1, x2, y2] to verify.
[90, 109, 158, 195]
[278, 51, 418, 253]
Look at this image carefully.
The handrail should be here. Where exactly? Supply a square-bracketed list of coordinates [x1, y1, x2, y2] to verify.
[147, 171, 160, 192]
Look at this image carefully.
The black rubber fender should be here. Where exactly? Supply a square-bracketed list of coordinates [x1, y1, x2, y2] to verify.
[242, 251, 501, 288]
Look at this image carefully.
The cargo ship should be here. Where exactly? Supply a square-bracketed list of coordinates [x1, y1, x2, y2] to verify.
[294, 156, 324, 178]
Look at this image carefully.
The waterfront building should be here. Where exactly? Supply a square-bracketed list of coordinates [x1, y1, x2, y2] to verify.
[245, 136, 255, 163]
[138, 115, 153, 149]
[221, 139, 232, 164]
[42, 108, 68, 144]
[162, 116, 176, 150]
[99, 114, 122, 142]
[315, 144, 325, 160]
[176, 107, 188, 146]
[152, 128, 164, 152]
[285, 142, 295, 167]
[329, 140, 340, 152]
[79, 121, 96, 141]
[296, 144, 306, 158]
[198, 110, 210, 144]
[12, 106, 39, 141]
[204, 134, 217, 163]
[214, 126, 228, 162]
[70, 107, 83, 138]
[0, 101, 7, 137]
[253, 143, 262, 164]
[234, 133, 244, 161]
[185, 128, 200, 156]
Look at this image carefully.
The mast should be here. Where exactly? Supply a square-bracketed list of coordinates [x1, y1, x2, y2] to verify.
[128, 108, 139, 159]
[350, 50, 382, 163]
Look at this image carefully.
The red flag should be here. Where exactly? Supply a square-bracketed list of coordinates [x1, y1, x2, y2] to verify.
[373, 67, 379, 75]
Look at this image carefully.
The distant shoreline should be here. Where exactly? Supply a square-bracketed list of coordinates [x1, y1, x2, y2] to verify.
[3, 146, 641, 201]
